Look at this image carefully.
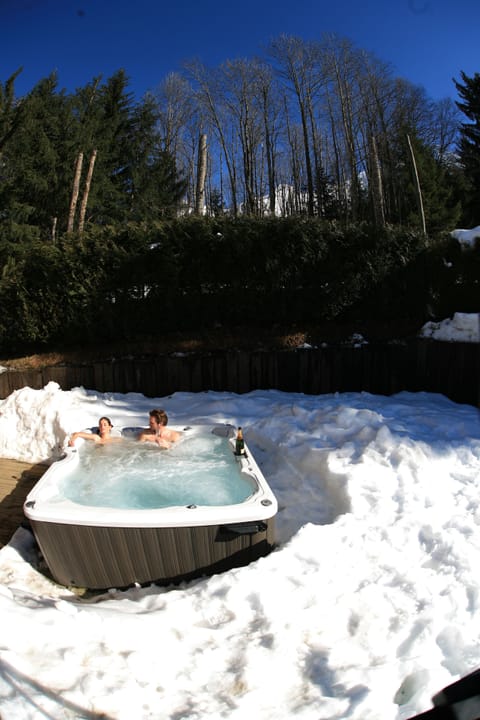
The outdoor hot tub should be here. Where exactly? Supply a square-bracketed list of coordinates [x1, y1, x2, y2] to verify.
[24, 424, 277, 589]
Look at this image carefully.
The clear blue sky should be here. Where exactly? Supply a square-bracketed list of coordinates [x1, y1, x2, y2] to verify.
[1, 0, 478, 103]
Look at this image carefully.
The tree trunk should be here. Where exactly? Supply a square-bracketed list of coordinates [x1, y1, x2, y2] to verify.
[67, 151, 84, 232]
[195, 134, 207, 215]
[51, 216, 57, 243]
[370, 135, 385, 227]
[78, 149, 97, 234]
[406, 134, 426, 235]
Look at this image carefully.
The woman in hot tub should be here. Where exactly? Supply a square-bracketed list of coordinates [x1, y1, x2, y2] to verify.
[68, 416, 121, 446]
[137, 409, 181, 449]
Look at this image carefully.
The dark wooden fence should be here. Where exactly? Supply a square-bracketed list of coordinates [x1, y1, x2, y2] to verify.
[0, 340, 479, 407]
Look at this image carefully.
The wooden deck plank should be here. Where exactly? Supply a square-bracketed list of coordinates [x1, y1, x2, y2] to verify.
[0, 458, 48, 548]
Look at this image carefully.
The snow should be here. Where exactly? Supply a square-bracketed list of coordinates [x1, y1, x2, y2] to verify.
[450, 225, 480, 249]
[0, 314, 479, 719]
[418, 312, 480, 343]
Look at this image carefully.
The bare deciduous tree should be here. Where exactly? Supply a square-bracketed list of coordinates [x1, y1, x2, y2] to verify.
[195, 134, 207, 215]
[147, 33, 458, 225]
[269, 35, 320, 216]
[78, 148, 97, 233]
[67, 151, 83, 232]
[185, 60, 241, 215]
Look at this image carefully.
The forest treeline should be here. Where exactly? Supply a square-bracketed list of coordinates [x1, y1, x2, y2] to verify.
[1, 34, 479, 353]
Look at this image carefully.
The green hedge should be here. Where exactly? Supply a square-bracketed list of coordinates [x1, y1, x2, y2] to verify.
[0, 218, 477, 353]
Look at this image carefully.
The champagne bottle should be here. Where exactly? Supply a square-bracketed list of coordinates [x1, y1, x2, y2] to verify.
[235, 426, 245, 456]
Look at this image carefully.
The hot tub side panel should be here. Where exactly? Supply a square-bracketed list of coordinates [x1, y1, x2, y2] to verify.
[29, 517, 276, 589]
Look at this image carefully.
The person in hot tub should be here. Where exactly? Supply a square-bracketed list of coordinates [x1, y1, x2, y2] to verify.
[68, 416, 121, 446]
[137, 409, 181, 449]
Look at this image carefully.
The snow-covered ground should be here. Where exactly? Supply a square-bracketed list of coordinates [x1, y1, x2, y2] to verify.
[0, 314, 479, 719]
[450, 225, 480, 249]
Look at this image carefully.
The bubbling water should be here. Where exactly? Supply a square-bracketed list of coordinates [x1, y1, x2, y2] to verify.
[62, 433, 255, 509]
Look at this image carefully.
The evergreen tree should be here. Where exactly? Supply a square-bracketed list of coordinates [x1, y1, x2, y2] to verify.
[0, 69, 187, 235]
[208, 188, 224, 216]
[124, 95, 187, 221]
[391, 129, 461, 234]
[76, 69, 137, 225]
[0, 69, 24, 154]
[69, 71, 186, 226]
[454, 71, 480, 226]
[0, 73, 75, 235]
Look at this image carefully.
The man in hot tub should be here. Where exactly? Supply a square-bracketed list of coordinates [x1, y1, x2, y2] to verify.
[137, 409, 181, 449]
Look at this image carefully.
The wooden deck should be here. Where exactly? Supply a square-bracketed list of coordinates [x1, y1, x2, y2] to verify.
[0, 458, 48, 548]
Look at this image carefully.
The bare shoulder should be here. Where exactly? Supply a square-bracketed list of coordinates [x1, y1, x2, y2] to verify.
[138, 429, 154, 442]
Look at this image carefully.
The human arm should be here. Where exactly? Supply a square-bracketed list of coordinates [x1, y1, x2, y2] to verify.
[68, 430, 100, 447]
[138, 430, 172, 449]
[137, 430, 153, 443]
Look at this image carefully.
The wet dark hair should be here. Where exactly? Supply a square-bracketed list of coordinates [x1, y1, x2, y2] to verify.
[149, 409, 168, 426]
[99, 416, 113, 427]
